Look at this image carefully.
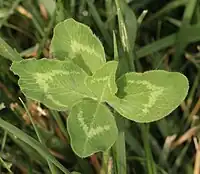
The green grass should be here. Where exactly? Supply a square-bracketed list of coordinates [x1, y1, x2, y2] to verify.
[0, 0, 199, 173]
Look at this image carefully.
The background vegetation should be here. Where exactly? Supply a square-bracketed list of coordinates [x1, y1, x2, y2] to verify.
[0, 0, 199, 173]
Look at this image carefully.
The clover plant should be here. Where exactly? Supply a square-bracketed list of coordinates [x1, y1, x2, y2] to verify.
[9, 19, 189, 157]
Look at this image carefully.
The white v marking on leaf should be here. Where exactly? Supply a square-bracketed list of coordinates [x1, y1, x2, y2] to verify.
[128, 80, 164, 114]
[77, 110, 110, 139]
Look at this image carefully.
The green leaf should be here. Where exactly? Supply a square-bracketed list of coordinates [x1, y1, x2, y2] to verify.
[50, 18, 106, 73]
[67, 99, 118, 158]
[10, 58, 94, 110]
[109, 70, 189, 123]
[85, 61, 118, 101]
[0, 37, 22, 61]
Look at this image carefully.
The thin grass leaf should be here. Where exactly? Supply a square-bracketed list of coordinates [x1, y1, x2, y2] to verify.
[113, 31, 118, 61]
[115, 0, 135, 71]
[112, 29, 128, 174]
[142, 0, 187, 26]
[86, 0, 112, 49]
[136, 24, 200, 59]
[141, 124, 157, 174]
[55, 0, 66, 23]
[9, 134, 46, 164]
[38, 0, 56, 16]
[19, 98, 59, 174]
[0, 37, 22, 61]
[0, 0, 22, 29]
[0, 117, 70, 174]
[172, 0, 198, 69]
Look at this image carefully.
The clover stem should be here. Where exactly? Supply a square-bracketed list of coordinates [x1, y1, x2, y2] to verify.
[100, 150, 110, 174]
[111, 114, 127, 174]
[141, 124, 157, 174]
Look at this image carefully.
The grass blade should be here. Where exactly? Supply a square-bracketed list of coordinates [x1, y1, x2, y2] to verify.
[112, 17, 127, 174]
[0, 156, 12, 173]
[172, 0, 198, 69]
[0, 118, 70, 174]
[141, 124, 157, 174]
[136, 24, 200, 59]
[0, 0, 22, 29]
[112, 115, 127, 174]
[86, 0, 112, 50]
[142, 0, 187, 26]
[115, 0, 135, 71]
[19, 98, 59, 174]
[0, 37, 22, 61]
